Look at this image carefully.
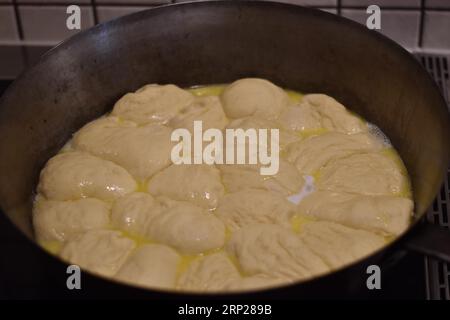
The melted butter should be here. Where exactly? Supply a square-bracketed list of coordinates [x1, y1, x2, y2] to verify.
[135, 180, 148, 193]
[291, 214, 314, 233]
[40, 240, 62, 255]
[120, 230, 153, 247]
[188, 85, 226, 97]
[300, 127, 329, 138]
[176, 254, 201, 276]
[285, 89, 303, 103]
[381, 148, 412, 198]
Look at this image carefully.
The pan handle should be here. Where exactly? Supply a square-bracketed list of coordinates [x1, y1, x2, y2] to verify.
[402, 223, 450, 263]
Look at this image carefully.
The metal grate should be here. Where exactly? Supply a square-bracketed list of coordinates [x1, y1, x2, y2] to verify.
[416, 53, 450, 300]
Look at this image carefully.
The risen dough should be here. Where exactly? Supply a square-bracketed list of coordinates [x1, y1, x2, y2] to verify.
[177, 252, 241, 291]
[116, 244, 180, 289]
[221, 78, 289, 120]
[226, 116, 300, 151]
[227, 224, 329, 280]
[111, 192, 161, 238]
[285, 132, 382, 175]
[300, 221, 385, 268]
[112, 84, 194, 125]
[168, 95, 228, 131]
[73, 117, 174, 180]
[219, 159, 304, 196]
[60, 230, 135, 277]
[215, 189, 296, 231]
[297, 191, 413, 235]
[147, 198, 225, 254]
[33, 196, 110, 242]
[227, 274, 287, 291]
[33, 79, 413, 293]
[148, 164, 224, 210]
[279, 94, 367, 134]
[178, 252, 288, 292]
[317, 152, 407, 196]
[38, 151, 136, 201]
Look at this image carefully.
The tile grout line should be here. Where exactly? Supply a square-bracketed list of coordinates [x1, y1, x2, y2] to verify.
[91, 0, 99, 25]
[10, 0, 23, 41]
[418, 0, 425, 49]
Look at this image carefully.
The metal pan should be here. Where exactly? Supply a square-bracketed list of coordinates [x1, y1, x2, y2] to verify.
[0, 1, 449, 298]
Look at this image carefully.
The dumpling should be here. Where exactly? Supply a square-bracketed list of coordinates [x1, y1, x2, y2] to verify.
[111, 192, 162, 238]
[111, 84, 194, 125]
[73, 117, 174, 180]
[227, 224, 329, 280]
[219, 159, 304, 196]
[60, 230, 135, 277]
[177, 252, 241, 291]
[146, 198, 225, 254]
[227, 274, 288, 291]
[317, 152, 407, 196]
[279, 94, 367, 134]
[33, 196, 110, 242]
[215, 189, 296, 231]
[226, 116, 300, 151]
[300, 221, 385, 269]
[297, 191, 413, 235]
[221, 78, 289, 120]
[38, 151, 136, 201]
[148, 164, 224, 210]
[116, 244, 180, 289]
[168, 95, 228, 131]
[285, 132, 382, 175]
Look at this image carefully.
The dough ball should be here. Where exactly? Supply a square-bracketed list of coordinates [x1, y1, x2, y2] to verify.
[279, 94, 367, 134]
[111, 192, 162, 238]
[148, 164, 225, 210]
[33, 196, 110, 242]
[317, 152, 407, 196]
[219, 159, 304, 196]
[300, 221, 385, 269]
[177, 252, 241, 292]
[226, 116, 300, 151]
[297, 191, 413, 235]
[227, 274, 288, 291]
[73, 117, 174, 180]
[147, 198, 226, 254]
[38, 151, 136, 201]
[168, 95, 228, 132]
[221, 78, 289, 120]
[227, 224, 329, 280]
[215, 189, 296, 231]
[285, 132, 382, 175]
[60, 230, 135, 277]
[116, 244, 180, 289]
[112, 84, 194, 125]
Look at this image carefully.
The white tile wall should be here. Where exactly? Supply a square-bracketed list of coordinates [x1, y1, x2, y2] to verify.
[342, 0, 421, 7]
[0, 6, 20, 44]
[19, 5, 95, 44]
[96, 0, 170, 3]
[16, 0, 91, 3]
[0, 0, 450, 74]
[426, 0, 450, 9]
[250, 0, 338, 5]
[341, 9, 420, 50]
[423, 11, 450, 50]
